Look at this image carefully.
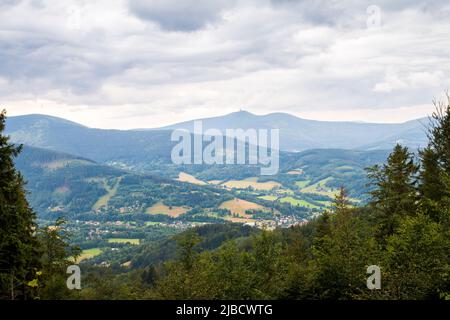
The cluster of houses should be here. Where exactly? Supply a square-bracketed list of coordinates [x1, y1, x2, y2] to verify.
[244, 215, 308, 230]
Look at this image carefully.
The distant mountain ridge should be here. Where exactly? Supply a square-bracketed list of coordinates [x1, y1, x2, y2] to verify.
[6, 114, 175, 164]
[6, 111, 428, 163]
[157, 110, 429, 151]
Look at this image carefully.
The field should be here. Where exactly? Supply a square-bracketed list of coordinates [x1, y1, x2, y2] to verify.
[317, 200, 333, 207]
[177, 172, 207, 185]
[286, 169, 304, 175]
[258, 195, 278, 201]
[107, 238, 140, 245]
[207, 180, 223, 185]
[295, 180, 311, 188]
[219, 198, 269, 217]
[223, 216, 255, 223]
[222, 177, 281, 190]
[146, 202, 189, 217]
[299, 177, 339, 197]
[77, 248, 102, 262]
[92, 177, 122, 210]
[145, 221, 160, 226]
[279, 196, 320, 209]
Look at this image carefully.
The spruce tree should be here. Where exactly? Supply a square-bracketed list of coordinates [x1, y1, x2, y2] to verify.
[0, 110, 41, 299]
[419, 94, 450, 222]
[367, 144, 419, 241]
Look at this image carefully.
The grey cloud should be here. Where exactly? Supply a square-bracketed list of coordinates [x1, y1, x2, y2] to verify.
[0, 0, 449, 127]
[269, 0, 450, 27]
[128, 0, 236, 31]
[0, 0, 22, 8]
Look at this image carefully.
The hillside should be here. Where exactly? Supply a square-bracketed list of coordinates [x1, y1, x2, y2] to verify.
[15, 146, 312, 223]
[7, 114, 174, 166]
[14, 144, 389, 223]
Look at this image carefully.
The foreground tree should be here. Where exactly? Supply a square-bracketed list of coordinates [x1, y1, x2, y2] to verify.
[367, 144, 419, 241]
[419, 94, 450, 222]
[309, 188, 378, 299]
[0, 110, 41, 299]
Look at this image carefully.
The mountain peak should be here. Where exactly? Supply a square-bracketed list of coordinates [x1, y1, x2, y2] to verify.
[231, 109, 255, 116]
[8, 114, 87, 128]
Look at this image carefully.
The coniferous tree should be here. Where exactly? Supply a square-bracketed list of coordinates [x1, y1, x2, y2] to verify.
[425, 94, 450, 173]
[0, 110, 41, 300]
[311, 187, 376, 299]
[419, 94, 450, 222]
[367, 144, 419, 241]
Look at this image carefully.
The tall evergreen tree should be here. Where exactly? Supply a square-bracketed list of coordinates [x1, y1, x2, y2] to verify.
[367, 144, 419, 241]
[419, 94, 450, 222]
[425, 94, 450, 173]
[310, 187, 377, 299]
[0, 110, 41, 299]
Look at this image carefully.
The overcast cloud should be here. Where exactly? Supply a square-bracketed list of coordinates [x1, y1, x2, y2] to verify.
[0, 0, 449, 129]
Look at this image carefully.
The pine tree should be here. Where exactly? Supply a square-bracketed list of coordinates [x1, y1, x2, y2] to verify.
[311, 187, 376, 299]
[425, 94, 450, 173]
[0, 110, 41, 299]
[419, 94, 450, 222]
[419, 147, 443, 201]
[367, 144, 419, 241]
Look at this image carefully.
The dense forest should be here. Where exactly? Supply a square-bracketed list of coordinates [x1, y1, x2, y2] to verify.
[1, 95, 449, 299]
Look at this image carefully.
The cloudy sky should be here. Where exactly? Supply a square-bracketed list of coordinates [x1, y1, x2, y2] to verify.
[1, 0, 449, 129]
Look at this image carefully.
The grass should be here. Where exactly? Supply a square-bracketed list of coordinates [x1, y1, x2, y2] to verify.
[258, 195, 278, 201]
[77, 248, 102, 262]
[317, 200, 333, 207]
[145, 221, 160, 226]
[207, 180, 223, 185]
[295, 180, 311, 188]
[279, 197, 320, 209]
[177, 172, 207, 185]
[107, 238, 140, 245]
[222, 177, 281, 190]
[286, 169, 304, 175]
[223, 216, 255, 223]
[219, 198, 269, 217]
[92, 177, 122, 210]
[300, 177, 339, 197]
[277, 189, 294, 195]
[146, 202, 189, 217]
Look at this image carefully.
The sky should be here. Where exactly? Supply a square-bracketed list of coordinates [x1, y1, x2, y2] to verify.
[1, 0, 450, 129]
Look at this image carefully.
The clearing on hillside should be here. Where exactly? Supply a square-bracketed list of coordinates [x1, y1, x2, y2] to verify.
[92, 177, 123, 210]
[177, 172, 207, 185]
[279, 196, 320, 209]
[77, 248, 102, 263]
[258, 195, 278, 201]
[286, 169, 304, 175]
[146, 202, 189, 217]
[222, 177, 281, 190]
[219, 198, 270, 217]
[207, 180, 223, 185]
[107, 238, 140, 245]
[295, 180, 311, 188]
[299, 177, 339, 197]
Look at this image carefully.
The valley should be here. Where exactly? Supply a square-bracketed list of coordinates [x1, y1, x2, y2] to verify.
[8, 114, 393, 267]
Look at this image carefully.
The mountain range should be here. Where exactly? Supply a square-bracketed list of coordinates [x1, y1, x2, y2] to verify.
[6, 111, 429, 161]
[157, 110, 429, 151]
